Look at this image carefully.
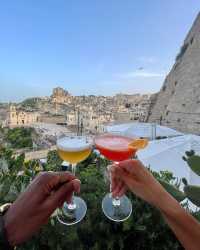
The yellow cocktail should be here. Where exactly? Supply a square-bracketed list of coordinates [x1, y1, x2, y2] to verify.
[56, 136, 93, 226]
[58, 147, 91, 164]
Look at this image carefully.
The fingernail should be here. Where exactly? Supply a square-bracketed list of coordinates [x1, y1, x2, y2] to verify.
[73, 179, 81, 193]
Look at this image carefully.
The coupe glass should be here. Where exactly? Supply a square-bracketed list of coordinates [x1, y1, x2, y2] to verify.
[56, 136, 92, 225]
[95, 134, 147, 222]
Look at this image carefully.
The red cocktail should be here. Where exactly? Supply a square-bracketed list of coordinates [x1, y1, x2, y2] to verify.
[95, 134, 137, 162]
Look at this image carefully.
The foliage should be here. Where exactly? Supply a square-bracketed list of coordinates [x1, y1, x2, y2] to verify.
[46, 150, 63, 171]
[183, 150, 200, 176]
[0, 148, 189, 250]
[152, 150, 200, 209]
[0, 148, 37, 204]
[158, 179, 186, 202]
[5, 127, 34, 149]
[182, 150, 200, 207]
[21, 98, 41, 109]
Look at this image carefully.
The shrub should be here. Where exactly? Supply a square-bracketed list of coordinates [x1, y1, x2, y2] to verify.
[0, 148, 191, 250]
[5, 127, 33, 149]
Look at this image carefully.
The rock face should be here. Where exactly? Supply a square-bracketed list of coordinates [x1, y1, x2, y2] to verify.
[148, 12, 200, 135]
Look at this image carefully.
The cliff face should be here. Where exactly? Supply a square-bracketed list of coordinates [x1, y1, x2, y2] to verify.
[148, 12, 200, 135]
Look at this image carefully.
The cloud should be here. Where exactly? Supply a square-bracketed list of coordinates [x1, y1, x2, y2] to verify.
[116, 70, 165, 79]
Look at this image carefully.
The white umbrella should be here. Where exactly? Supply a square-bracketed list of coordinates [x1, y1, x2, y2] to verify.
[106, 122, 183, 140]
[137, 135, 200, 211]
[137, 134, 200, 185]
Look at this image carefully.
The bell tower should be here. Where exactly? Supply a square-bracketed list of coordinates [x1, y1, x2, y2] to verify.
[8, 104, 18, 126]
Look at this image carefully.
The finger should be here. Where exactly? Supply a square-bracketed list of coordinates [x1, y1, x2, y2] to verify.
[117, 185, 127, 197]
[112, 181, 124, 197]
[118, 159, 142, 175]
[47, 179, 81, 210]
[63, 179, 81, 204]
[54, 171, 77, 184]
[46, 172, 77, 192]
[34, 171, 76, 190]
[110, 166, 118, 192]
[114, 165, 138, 188]
[113, 185, 127, 198]
[57, 179, 79, 206]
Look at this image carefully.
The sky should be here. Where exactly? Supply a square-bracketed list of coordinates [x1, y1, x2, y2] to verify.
[0, 0, 200, 102]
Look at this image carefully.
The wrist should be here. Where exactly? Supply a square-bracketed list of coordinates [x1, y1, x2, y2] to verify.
[155, 189, 182, 217]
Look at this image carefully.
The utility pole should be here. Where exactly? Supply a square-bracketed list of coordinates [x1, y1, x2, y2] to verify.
[151, 123, 156, 140]
[80, 118, 83, 135]
[77, 108, 80, 136]
[65, 106, 67, 127]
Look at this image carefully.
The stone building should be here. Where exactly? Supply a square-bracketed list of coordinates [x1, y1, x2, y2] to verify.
[67, 111, 77, 126]
[7, 105, 40, 127]
[148, 12, 200, 134]
[51, 87, 71, 104]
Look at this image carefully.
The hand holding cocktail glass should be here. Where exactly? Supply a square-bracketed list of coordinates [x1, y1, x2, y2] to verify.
[56, 134, 147, 225]
[94, 134, 148, 222]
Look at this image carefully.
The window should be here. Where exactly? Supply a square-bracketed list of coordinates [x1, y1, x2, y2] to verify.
[162, 85, 166, 91]
[190, 37, 194, 44]
[174, 81, 178, 86]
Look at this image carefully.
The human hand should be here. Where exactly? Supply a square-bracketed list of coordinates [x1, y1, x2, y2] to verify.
[111, 159, 170, 207]
[3, 171, 80, 246]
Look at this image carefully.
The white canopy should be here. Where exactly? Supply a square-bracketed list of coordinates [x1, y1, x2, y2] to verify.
[106, 122, 183, 140]
[137, 134, 200, 211]
[137, 134, 200, 186]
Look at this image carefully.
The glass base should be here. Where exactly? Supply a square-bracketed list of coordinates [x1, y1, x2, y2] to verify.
[57, 196, 87, 225]
[102, 193, 132, 222]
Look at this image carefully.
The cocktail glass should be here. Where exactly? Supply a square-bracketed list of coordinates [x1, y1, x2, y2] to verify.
[57, 136, 93, 225]
[94, 134, 148, 222]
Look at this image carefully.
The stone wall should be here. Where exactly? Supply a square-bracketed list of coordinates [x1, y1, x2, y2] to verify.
[39, 114, 67, 124]
[148, 12, 200, 135]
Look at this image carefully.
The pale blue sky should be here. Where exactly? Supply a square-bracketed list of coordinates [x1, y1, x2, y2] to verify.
[0, 0, 199, 102]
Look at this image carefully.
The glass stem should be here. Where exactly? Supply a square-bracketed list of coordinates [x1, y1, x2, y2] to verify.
[67, 163, 77, 210]
[111, 161, 121, 207]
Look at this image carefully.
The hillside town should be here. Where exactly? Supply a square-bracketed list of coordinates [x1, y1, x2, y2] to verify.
[0, 87, 152, 134]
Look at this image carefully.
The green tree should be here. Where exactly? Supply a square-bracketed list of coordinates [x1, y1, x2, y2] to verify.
[5, 127, 33, 149]
[0, 148, 191, 250]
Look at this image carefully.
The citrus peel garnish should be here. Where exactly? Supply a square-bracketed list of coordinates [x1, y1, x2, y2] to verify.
[128, 139, 148, 150]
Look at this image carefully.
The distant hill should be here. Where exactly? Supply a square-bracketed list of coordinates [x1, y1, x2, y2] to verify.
[21, 97, 46, 109]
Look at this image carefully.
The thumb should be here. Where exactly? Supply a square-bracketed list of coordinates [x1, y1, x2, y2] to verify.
[47, 179, 81, 211]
